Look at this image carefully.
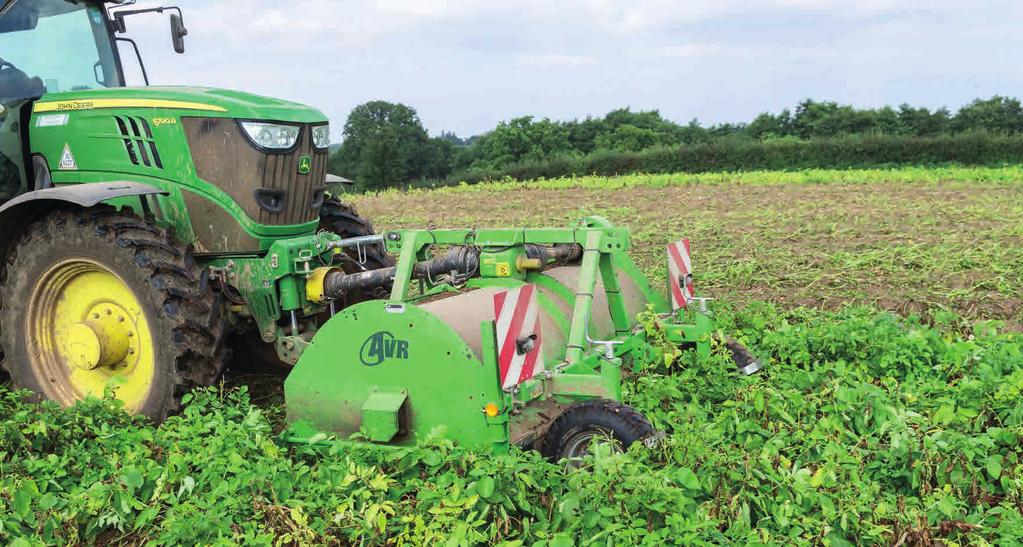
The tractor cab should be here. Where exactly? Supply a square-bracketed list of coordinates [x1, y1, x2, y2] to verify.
[0, 0, 181, 199]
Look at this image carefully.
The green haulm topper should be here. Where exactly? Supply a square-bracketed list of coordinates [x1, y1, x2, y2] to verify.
[282, 218, 762, 461]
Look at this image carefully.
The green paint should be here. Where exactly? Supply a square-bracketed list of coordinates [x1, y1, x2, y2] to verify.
[35, 86, 327, 123]
[283, 218, 723, 453]
[5, 3, 332, 371]
[285, 301, 497, 448]
[361, 390, 408, 442]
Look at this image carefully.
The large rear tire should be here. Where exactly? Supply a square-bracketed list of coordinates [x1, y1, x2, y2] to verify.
[0, 208, 227, 421]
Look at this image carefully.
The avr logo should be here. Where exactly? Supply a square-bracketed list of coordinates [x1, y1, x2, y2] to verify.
[360, 331, 410, 366]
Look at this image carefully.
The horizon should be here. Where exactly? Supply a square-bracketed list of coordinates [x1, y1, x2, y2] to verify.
[120, 1, 1023, 140]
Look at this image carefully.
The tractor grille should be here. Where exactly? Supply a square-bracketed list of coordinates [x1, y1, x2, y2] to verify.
[182, 117, 327, 227]
[258, 143, 328, 224]
[114, 116, 163, 169]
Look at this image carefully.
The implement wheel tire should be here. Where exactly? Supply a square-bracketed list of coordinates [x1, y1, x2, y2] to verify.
[0, 208, 227, 421]
[541, 399, 654, 465]
[318, 196, 393, 302]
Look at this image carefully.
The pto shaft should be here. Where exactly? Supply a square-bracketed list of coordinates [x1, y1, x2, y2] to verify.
[320, 246, 480, 301]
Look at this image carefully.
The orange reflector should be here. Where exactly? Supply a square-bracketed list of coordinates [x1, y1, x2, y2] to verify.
[484, 402, 500, 417]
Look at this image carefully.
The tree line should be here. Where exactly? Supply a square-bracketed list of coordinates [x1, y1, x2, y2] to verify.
[329, 96, 1023, 190]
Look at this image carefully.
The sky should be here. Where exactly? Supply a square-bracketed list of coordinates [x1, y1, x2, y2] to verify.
[120, 0, 1023, 141]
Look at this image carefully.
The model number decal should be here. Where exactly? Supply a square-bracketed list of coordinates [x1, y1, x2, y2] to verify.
[152, 117, 177, 126]
[360, 331, 410, 366]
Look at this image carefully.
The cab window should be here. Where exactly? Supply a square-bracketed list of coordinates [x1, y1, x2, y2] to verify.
[0, 1, 121, 101]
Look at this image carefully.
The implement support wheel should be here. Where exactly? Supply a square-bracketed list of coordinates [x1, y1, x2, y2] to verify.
[0, 208, 227, 421]
[541, 399, 655, 466]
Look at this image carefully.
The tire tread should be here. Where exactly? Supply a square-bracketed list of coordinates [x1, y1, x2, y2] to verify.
[0, 207, 228, 421]
[540, 398, 654, 462]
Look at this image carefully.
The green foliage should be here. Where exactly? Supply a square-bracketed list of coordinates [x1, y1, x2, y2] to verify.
[329, 100, 453, 190]
[331, 97, 1023, 190]
[953, 96, 1023, 134]
[474, 116, 572, 168]
[380, 164, 1023, 195]
[1, 305, 1021, 544]
[593, 124, 661, 152]
[441, 132, 1023, 185]
[764, 100, 908, 138]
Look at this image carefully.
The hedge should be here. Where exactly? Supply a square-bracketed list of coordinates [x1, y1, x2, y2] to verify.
[436, 132, 1023, 186]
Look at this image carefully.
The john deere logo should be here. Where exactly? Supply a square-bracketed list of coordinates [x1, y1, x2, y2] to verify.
[297, 155, 312, 175]
[360, 331, 409, 366]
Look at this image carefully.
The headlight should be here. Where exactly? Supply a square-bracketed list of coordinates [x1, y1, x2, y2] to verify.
[240, 121, 300, 150]
[312, 125, 330, 149]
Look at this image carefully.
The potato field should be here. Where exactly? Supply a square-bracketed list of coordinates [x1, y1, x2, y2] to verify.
[1, 166, 1021, 545]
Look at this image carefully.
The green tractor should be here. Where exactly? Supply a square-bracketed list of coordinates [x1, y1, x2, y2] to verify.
[0, 0, 760, 460]
[0, 0, 388, 419]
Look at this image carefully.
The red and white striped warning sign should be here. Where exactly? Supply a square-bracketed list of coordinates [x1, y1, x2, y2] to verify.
[667, 239, 694, 310]
[493, 284, 545, 390]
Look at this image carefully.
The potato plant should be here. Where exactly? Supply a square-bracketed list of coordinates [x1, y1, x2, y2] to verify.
[0, 304, 1020, 545]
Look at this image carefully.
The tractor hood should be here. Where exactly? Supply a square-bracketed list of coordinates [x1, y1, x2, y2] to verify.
[32, 86, 327, 124]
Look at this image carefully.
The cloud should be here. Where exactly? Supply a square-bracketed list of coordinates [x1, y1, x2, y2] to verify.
[118, 0, 1023, 138]
[659, 44, 722, 58]
[516, 54, 598, 67]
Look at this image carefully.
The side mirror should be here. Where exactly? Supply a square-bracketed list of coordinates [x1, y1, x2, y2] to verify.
[170, 13, 187, 54]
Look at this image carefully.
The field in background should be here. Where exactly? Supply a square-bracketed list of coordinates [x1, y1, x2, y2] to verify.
[356, 166, 1023, 328]
[2, 166, 1022, 545]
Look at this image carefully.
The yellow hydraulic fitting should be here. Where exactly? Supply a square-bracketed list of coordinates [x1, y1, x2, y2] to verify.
[306, 266, 340, 304]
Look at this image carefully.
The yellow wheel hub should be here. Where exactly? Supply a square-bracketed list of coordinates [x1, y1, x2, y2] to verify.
[28, 260, 155, 412]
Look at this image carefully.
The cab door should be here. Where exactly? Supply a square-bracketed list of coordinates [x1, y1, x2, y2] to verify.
[0, 100, 29, 202]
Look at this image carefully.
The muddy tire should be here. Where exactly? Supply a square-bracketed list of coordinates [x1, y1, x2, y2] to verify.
[0, 208, 227, 421]
[540, 399, 654, 465]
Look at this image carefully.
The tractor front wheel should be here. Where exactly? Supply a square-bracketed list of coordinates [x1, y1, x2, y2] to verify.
[540, 399, 655, 466]
[0, 208, 227, 421]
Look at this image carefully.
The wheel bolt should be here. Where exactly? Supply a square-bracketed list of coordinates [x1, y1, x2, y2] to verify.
[118, 316, 125, 322]
[92, 313, 100, 319]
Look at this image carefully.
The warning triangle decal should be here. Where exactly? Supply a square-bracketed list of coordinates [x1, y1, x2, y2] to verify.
[59, 143, 77, 170]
